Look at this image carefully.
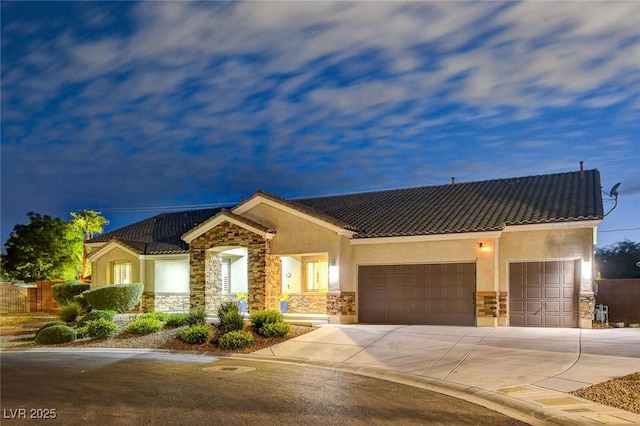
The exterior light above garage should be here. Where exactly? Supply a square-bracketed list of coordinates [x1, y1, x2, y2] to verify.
[478, 242, 492, 252]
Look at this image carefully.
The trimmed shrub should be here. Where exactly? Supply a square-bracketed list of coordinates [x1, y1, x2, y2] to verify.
[52, 282, 91, 306]
[165, 313, 189, 327]
[75, 326, 89, 339]
[76, 310, 116, 328]
[217, 330, 254, 350]
[179, 324, 212, 344]
[186, 309, 206, 326]
[143, 312, 170, 322]
[36, 321, 67, 334]
[218, 301, 243, 332]
[259, 321, 291, 338]
[82, 283, 144, 313]
[86, 318, 118, 339]
[58, 301, 83, 323]
[34, 325, 77, 345]
[126, 317, 163, 334]
[250, 310, 283, 330]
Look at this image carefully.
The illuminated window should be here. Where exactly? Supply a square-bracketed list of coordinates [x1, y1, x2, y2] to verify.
[303, 257, 328, 292]
[221, 259, 231, 293]
[113, 262, 131, 284]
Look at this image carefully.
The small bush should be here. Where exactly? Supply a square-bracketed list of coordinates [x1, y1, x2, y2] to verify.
[58, 301, 83, 323]
[218, 302, 243, 332]
[86, 318, 118, 339]
[186, 309, 206, 326]
[82, 283, 144, 313]
[143, 312, 170, 322]
[73, 294, 91, 312]
[179, 324, 212, 344]
[259, 321, 291, 338]
[126, 317, 163, 334]
[165, 313, 189, 327]
[76, 310, 116, 328]
[75, 326, 89, 339]
[250, 310, 283, 330]
[52, 282, 91, 306]
[36, 321, 67, 334]
[35, 325, 77, 345]
[221, 310, 244, 332]
[217, 330, 254, 350]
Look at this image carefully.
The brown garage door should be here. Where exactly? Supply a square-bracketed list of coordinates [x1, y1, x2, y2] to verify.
[509, 260, 578, 327]
[358, 263, 476, 325]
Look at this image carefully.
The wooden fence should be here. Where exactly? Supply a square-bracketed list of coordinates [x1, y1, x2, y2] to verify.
[596, 279, 640, 323]
[0, 283, 29, 313]
[0, 281, 60, 314]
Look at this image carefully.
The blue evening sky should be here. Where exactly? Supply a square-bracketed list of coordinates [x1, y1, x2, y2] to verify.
[2, 1, 639, 248]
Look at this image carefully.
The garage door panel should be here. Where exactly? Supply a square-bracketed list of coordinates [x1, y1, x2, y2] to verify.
[358, 263, 475, 325]
[545, 288, 560, 298]
[509, 261, 578, 328]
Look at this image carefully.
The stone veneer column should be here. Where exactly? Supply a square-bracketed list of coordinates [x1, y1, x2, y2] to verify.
[189, 221, 270, 315]
[579, 291, 595, 329]
[327, 291, 356, 323]
[189, 249, 205, 311]
[265, 252, 281, 311]
[205, 252, 222, 314]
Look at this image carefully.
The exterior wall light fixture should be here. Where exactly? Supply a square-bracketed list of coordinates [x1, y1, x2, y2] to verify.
[478, 242, 491, 252]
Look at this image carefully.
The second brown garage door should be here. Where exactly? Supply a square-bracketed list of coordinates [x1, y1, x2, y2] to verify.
[509, 260, 578, 327]
[358, 263, 476, 325]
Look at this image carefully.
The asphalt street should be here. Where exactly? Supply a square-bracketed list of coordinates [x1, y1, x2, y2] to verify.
[1, 350, 528, 425]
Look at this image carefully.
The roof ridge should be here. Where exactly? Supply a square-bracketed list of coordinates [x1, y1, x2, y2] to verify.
[292, 169, 599, 201]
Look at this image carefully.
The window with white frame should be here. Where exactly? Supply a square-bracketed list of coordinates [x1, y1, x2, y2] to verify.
[221, 259, 231, 293]
[113, 262, 131, 284]
[303, 257, 328, 292]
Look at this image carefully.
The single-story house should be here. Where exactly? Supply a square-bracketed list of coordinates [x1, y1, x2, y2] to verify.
[87, 168, 604, 328]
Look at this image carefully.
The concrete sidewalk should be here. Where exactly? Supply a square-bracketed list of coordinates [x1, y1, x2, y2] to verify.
[252, 325, 640, 425]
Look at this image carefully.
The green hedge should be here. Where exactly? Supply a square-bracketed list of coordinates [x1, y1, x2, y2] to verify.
[86, 318, 118, 339]
[76, 310, 116, 328]
[250, 310, 283, 330]
[52, 282, 91, 306]
[179, 324, 212, 344]
[126, 317, 163, 334]
[259, 322, 291, 338]
[36, 321, 67, 334]
[35, 325, 77, 345]
[165, 313, 189, 327]
[217, 330, 254, 350]
[82, 283, 144, 313]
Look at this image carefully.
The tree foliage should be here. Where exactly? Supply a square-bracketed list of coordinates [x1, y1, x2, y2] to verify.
[2, 213, 81, 281]
[596, 239, 640, 279]
[70, 210, 109, 279]
[1, 210, 108, 282]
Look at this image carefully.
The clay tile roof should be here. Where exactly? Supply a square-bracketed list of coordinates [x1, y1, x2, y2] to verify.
[88, 207, 228, 254]
[293, 170, 604, 238]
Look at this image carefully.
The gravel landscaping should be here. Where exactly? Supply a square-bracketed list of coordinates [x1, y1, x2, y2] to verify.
[0, 313, 314, 354]
[2, 313, 639, 415]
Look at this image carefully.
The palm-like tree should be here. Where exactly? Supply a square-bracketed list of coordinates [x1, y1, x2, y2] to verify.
[71, 210, 109, 280]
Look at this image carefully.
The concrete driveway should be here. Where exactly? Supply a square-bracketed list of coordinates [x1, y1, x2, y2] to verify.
[253, 325, 640, 425]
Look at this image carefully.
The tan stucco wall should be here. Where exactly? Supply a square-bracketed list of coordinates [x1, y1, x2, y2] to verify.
[352, 237, 496, 292]
[499, 227, 595, 293]
[240, 203, 352, 292]
[89, 245, 143, 289]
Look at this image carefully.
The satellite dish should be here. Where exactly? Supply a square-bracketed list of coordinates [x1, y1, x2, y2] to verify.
[609, 182, 621, 197]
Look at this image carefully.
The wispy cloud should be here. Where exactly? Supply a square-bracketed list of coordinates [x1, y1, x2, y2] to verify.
[1, 1, 639, 244]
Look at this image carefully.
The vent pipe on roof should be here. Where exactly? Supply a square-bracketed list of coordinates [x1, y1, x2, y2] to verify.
[451, 177, 455, 185]
[580, 160, 584, 176]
